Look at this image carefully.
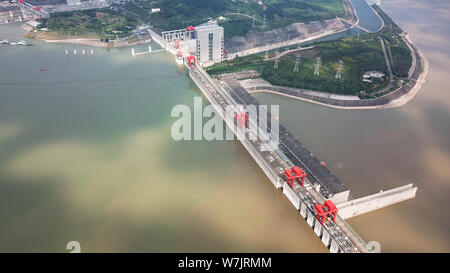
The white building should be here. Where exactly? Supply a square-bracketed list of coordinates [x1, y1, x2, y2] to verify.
[194, 21, 224, 65]
[362, 71, 385, 82]
[363, 71, 385, 78]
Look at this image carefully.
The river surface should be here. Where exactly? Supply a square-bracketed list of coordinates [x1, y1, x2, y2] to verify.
[0, 0, 448, 252]
[351, 0, 384, 32]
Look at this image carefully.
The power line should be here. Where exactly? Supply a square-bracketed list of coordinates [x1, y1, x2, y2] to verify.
[274, 49, 279, 69]
[293, 54, 301, 72]
[314, 56, 321, 76]
[335, 59, 343, 79]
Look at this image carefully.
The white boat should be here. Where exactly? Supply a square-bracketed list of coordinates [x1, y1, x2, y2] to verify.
[17, 40, 31, 46]
[175, 56, 184, 65]
[73, 49, 77, 55]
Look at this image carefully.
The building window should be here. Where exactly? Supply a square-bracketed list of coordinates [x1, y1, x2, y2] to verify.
[208, 32, 214, 61]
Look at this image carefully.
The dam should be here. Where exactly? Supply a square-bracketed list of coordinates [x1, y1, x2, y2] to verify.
[144, 12, 417, 252]
[184, 61, 416, 253]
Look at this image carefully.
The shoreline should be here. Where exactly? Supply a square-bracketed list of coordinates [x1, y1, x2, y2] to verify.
[41, 38, 109, 48]
[28, 35, 152, 48]
[24, 29, 150, 48]
[24, 29, 110, 47]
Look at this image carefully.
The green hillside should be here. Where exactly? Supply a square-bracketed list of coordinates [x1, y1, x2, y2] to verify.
[134, 0, 346, 35]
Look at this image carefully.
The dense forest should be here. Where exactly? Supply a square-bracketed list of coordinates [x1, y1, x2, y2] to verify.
[142, 0, 346, 35]
[39, 8, 139, 37]
[36, 0, 346, 39]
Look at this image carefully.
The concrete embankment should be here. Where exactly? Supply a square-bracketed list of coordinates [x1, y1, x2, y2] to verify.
[42, 38, 109, 48]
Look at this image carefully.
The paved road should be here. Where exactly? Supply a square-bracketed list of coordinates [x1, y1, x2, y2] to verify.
[375, 37, 394, 95]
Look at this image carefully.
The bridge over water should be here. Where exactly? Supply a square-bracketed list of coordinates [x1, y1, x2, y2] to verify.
[187, 64, 371, 253]
[146, 26, 416, 253]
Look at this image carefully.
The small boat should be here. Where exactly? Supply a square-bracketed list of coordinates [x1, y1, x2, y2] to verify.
[65, 49, 69, 55]
[17, 40, 32, 46]
[90, 49, 94, 55]
[73, 49, 77, 55]
[82, 49, 86, 55]
[175, 56, 184, 65]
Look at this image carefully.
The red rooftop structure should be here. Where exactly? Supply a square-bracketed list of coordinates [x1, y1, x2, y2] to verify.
[314, 200, 338, 225]
[234, 112, 249, 128]
[284, 166, 307, 188]
[186, 55, 196, 67]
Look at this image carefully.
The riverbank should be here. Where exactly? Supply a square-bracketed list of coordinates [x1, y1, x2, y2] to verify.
[23, 29, 151, 48]
[24, 30, 110, 47]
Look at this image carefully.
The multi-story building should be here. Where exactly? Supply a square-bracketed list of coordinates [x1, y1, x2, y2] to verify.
[194, 21, 224, 65]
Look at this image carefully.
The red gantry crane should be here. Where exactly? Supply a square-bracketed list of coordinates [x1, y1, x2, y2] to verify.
[284, 166, 307, 187]
[314, 200, 338, 225]
[186, 55, 196, 67]
[234, 112, 249, 128]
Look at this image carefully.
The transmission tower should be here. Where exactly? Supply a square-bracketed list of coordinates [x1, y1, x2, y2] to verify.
[293, 55, 301, 72]
[335, 60, 343, 79]
[274, 59, 279, 69]
[274, 50, 280, 69]
[314, 57, 321, 76]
